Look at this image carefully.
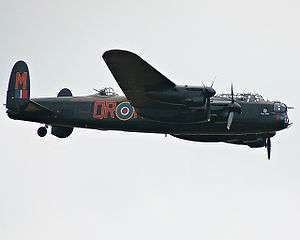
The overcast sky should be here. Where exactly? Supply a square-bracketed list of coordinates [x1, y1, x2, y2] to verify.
[0, 0, 299, 239]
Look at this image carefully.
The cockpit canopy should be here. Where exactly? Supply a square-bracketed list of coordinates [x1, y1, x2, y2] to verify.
[216, 93, 265, 103]
[94, 87, 118, 97]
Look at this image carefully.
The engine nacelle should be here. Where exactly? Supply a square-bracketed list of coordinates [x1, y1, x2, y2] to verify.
[51, 126, 73, 138]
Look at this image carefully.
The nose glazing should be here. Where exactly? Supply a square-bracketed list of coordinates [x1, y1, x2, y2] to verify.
[276, 113, 290, 130]
[284, 114, 290, 127]
[282, 102, 291, 128]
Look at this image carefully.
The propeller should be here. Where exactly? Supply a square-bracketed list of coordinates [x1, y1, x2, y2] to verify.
[227, 111, 234, 130]
[226, 83, 242, 130]
[205, 96, 211, 121]
[266, 137, 271, 160]
[202, 81, 216, 121]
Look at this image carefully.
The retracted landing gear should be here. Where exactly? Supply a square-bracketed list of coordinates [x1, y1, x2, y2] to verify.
[37, 126, 47, 137]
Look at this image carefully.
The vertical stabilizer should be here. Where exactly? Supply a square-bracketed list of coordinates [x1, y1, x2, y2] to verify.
[6, 61, 30, 110]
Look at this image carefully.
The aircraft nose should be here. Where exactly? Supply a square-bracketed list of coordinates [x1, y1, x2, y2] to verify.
[276, 114, 290, 129]
[273, 102, 292, 130]
[284, 115, 291, 128]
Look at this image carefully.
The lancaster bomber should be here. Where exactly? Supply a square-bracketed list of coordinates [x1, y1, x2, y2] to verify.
[6, 50, 292, 159]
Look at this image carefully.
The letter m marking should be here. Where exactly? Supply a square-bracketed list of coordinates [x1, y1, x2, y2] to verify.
[15, 72, 27, 90]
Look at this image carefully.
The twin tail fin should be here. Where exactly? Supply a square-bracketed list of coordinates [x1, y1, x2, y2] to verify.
[6, 61, 30, 110]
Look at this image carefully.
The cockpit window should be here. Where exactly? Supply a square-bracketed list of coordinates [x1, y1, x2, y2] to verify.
[274, 102, 287, 113]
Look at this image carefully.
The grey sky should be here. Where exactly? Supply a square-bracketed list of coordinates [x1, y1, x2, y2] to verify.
[0, 0, 299, 239]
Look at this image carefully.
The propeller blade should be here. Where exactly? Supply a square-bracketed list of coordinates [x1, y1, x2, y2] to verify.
[267, 137, 271, 160]
[227, 111, 234, 130]
[202, 81, 216, 121]
[210, 77, 215, 88]
[231, 83, 234, 103]
[206, 97, 211, 121]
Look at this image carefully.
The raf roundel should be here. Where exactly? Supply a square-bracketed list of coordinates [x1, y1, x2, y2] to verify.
[116, 102, 134, 121]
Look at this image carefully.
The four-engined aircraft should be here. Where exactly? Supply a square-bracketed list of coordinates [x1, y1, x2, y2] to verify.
[6, 50, 292, 159]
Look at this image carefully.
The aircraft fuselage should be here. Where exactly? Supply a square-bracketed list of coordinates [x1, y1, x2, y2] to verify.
[7, 94, 289, 136]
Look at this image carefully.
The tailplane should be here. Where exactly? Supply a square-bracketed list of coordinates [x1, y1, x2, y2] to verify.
[6, 61, 30, 110]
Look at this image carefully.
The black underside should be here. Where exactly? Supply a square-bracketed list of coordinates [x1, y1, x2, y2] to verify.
[171, 132, 276, 148]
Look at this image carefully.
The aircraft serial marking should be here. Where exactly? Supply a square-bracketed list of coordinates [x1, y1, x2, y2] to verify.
[93, 100, 137, 121]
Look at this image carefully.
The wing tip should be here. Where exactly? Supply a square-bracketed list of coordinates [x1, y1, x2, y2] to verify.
[102, 49, 138, 62]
